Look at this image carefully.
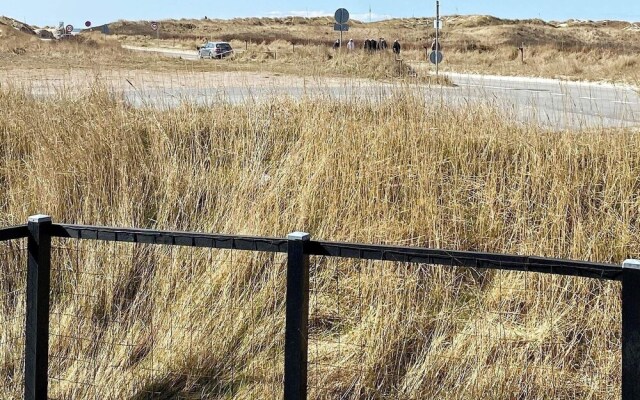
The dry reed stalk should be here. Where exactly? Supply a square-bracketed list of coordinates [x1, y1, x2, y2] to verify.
[0, 84, 633, 398]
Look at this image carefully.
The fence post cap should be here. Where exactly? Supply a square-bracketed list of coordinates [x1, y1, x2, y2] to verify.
[287, 232, 311, 241]
[623, 259, 640, 270]
[28, 215, 52, 223]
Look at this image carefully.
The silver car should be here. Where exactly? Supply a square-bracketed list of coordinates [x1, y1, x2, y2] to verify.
[198, 42, 234, 59]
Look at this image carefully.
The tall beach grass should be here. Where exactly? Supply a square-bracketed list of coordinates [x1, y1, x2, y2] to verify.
[0, 85, 636, 398]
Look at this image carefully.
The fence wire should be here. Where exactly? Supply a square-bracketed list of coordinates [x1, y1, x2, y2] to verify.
[0, 239, 27, 399]
[308, 256, 621, 400]
[49, 238, 286, 399]
[0, 231, 623, 399]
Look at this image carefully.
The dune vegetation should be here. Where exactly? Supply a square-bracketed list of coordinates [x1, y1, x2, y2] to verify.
[2, 14, 640, 83]
[107, 15, 640, 83]
[0, 83, 635, 398]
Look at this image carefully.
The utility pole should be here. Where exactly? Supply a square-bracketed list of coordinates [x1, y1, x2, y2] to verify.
[436, 1, 440, 78]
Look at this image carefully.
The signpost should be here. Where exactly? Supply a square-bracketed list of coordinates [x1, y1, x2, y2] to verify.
[65, 25, 73, 34]
[150, 21, 159, 40]
[333, 8, 350, 48]
[435, 1, 440, 78]
[85, 21, 91, 28]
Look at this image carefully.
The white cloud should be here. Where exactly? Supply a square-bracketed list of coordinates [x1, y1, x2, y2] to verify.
[265, 10, 394, 22]
[351, 12, 394, 22]
[265, 10, 331, 18]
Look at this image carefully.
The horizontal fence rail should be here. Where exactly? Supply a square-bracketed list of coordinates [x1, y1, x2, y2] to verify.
[51, 224, 288, 253]
[0, 216, 636, 399]
[51, 224, 620, 280]
[0, 225, 29, 241]
[307, 240, 621, 281]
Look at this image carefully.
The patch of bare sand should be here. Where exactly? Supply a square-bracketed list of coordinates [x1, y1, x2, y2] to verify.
[0, 68, 386, 95]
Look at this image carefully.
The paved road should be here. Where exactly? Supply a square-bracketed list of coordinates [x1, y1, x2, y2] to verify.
[123, 45, 640, 129]
[447, 73, 640, 129]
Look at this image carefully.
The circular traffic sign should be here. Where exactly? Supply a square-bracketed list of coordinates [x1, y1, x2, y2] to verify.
[85, 21, 91, 28]
[150, 21, 158, 31]
[430, 51, 444, 64]
[334, 8, 350, 24]
[65, 25, 73, 33]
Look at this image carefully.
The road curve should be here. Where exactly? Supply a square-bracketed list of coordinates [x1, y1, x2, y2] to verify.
[123, 45, 640, 129]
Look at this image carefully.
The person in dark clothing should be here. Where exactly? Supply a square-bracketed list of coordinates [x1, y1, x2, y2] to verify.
[431, 38, 441, 51]
[392, 39, 401, 55]
[364, 39, 371, 51]
[333, 40, 340, 50]
[370, 38, 378, 52]
[379, 37, 387, 50]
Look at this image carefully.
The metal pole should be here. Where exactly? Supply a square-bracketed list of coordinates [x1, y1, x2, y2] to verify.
[436, 1, 440, 79]
[284, 232, 311, 400]
[24, 215, 52, 400]
[622, 259, 640, 399]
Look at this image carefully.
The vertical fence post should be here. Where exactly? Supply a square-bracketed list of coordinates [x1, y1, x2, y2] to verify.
[24, 215, 52, 400]
[623, 259, 640, 400]
[284, 232, 310, 400]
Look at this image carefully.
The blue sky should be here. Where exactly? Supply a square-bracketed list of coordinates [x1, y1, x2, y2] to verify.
[5, 1, 640, 28]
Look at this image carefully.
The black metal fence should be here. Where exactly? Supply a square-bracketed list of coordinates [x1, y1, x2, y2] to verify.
[0, 215, 637, 399]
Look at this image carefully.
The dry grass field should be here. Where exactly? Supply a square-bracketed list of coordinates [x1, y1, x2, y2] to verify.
[0, 12, 639, 400]
[0, 83, 637, 398]
[2, 14, 640, 83]
[106, 15, 640, 83]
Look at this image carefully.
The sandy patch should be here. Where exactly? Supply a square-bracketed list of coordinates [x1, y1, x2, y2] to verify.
[0, 67, 389, 96]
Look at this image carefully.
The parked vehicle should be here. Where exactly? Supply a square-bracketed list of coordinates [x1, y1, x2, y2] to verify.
[198, 42, 234, 59]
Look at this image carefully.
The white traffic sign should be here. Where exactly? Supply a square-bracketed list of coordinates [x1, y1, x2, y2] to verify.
[150, 21, 158, 31]
[334, 8, 350, 24]
[65, 25, 73, 33]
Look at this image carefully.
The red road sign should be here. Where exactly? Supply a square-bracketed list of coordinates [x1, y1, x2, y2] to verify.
[150, 21, 158, 31]
[65, 25, 73, 33]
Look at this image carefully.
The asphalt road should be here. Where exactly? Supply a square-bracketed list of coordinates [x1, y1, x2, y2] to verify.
[123, 45, 640, 129]
[448, 73, 640, 129]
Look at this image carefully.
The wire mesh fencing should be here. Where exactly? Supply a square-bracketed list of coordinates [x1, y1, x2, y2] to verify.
[1, 219, 631, 400]
[307, 256, 621, 399]
[48, 238, 287, 399]
[0, 238, 28, 399]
